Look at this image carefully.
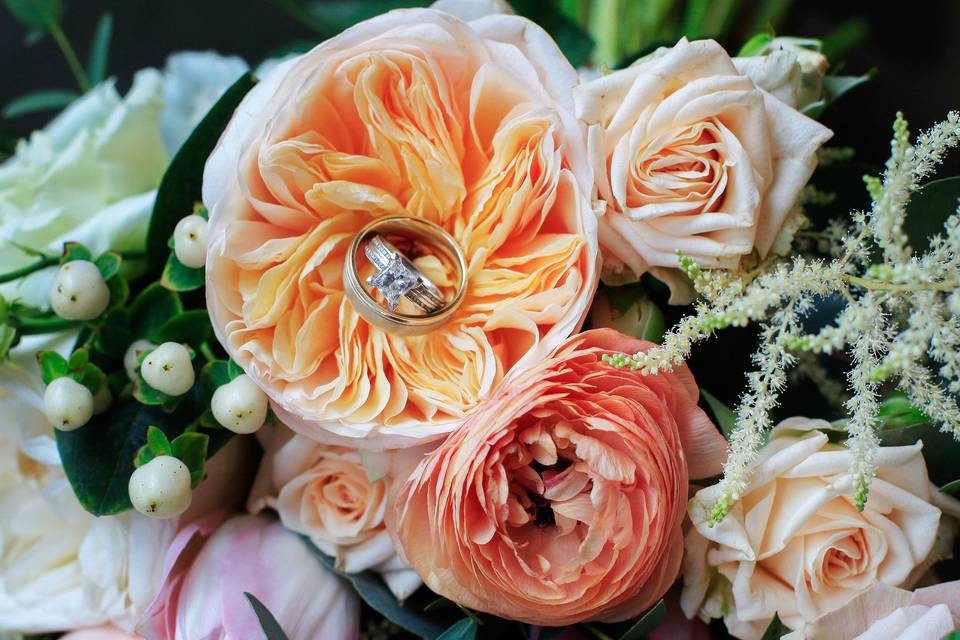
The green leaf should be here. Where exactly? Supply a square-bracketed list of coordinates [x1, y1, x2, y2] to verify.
[94, 309, 132, 357]
[171, 432, 209, 487]
[129, 283, 183, 342]
[878, 392, 929, 430]
[60, 242, 93, 265]
[93, 251, 121, 280]
[244, 592, 290, 640]
[4, 0, 61, 29]
[37, 350, 68, 384]
[104, 272, 130, 313]
[904, 176, 960, 252]
[271, 0, 425, 37]
[227, 358, 244, 381]
[437, 618, 476, 640]
[56, 395, 201, 515]
[155, 310, 213, 347]
[68, 348, 89, 371]
[200, 360, 231, 403]
[615, 600, 666, 640]
[803, 71, 875, 119]
[701, 389, 737, 439]
[940, 633, 960, 640]
[86, 12, 113, 85]
[76, 363, 107, 395]
[304, 541, 447, 639]
[759, 614, 788, 640]
[134, 444, 153, 467]
[3, 89, 78, 118]
[940, 478, 960, 494]
[146, 425, 172, 456]
[738, 32, 773, 56]
[146, 73, 257, 273]
[161, 251, 204, 291]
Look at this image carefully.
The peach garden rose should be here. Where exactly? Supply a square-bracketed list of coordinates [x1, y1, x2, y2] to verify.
[389, 328, 727, 626]
[681, 418, 960, 640]
[204, 7, 598, 449]
[574, 38, 832, 288]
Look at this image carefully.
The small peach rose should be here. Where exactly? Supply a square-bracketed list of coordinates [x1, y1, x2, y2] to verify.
[204, 8, 598, 448]
[247, 425, 421, 598]
[575, 38, 832, 288]
[390, 328, 727, 626]
[681, 417, 960, 640]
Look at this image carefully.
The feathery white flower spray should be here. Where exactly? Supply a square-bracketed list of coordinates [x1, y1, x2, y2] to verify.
[605, 111, 960, 523]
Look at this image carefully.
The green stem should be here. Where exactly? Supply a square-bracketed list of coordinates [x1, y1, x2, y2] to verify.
[199, 342, 217, 363]
[580, 624, 615, 640]
[845, 274, 959, 293]
[17, 316, 81, 335]
[48, 22, 91, 92]
[0, 255, 59, 284]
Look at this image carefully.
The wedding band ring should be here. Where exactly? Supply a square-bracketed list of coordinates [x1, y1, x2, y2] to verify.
[343, 217, 467, 336]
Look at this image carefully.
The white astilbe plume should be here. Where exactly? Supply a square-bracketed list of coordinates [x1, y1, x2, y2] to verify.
[605, 111, 960, 523]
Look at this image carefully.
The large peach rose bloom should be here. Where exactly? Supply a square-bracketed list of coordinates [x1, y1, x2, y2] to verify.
[575, 38, 832, 285]
[389, 329, 727, 625]
[204, 8, 598, 448]
[681, 418, 960, 640]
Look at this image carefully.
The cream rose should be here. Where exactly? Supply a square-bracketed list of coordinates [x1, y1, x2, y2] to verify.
[575, 38, 832, 287]
[203, 7, 598, 449]
[681, 418, 960, 640]
[248, 425, 420, 598]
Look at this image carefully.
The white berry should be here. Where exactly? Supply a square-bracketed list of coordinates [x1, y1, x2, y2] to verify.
[173, 215, 209, 269]
[44, 377, 94, 431]
[124, 339, 157, 381]
[128, 455, 192, 519]
[211, 374, 269, 434]
[49, 260, 110, 321]
[140, 342, 195, 396]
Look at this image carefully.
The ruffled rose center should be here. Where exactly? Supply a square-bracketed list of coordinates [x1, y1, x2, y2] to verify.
[625, 120, 727, 218]
[478, 407, 645, 585]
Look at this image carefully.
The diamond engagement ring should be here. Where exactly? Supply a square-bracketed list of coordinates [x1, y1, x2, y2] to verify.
[343, 217, 467, 336]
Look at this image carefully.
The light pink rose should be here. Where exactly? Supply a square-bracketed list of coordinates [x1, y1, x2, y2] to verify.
[575, 38, 832, 287]
[138, 513, 359, 640]
[204, 7, 598, 449]
[248, 424, 421, 598]
[681, 418, 960, 640]
[791, 581, 960, 640]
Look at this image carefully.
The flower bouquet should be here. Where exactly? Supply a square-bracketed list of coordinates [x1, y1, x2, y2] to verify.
[1, 1, 959, 639]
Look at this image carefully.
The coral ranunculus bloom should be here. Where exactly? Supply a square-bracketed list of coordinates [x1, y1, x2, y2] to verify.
[389, 329, 727, 626]
[204, 8, 598, 448]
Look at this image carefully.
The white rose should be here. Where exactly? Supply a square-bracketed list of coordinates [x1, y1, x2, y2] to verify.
[0, 51, 249, 310]
[0, 362, 175, 634]
[248, 425, 421, 599]
[160, 51, 249, 153]
[575, 38, 832, 294]
[681, 417, 960, 640]
[0, 70, 166, 308]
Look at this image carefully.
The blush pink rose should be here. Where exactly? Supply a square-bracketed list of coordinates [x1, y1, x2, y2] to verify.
[390, 328, 727, 626]
[138, 513, 359, 640]
[575, 38, 832, 286]
[204, 7, 598, 449]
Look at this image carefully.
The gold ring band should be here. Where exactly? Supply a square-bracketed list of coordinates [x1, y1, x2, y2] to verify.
[343, 216, 467, 336]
